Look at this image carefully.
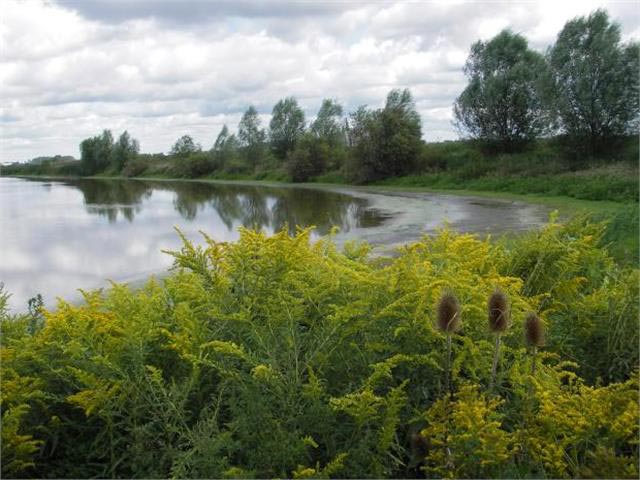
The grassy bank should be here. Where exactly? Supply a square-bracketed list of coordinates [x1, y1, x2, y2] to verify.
[373, 165, 638, 203]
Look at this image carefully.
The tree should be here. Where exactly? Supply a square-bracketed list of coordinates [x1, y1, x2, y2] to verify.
[171, 135, 201, 158]
[79, 129, 114, 175]
[213, 125, 231, 152]
[547, 9, 639, 152]
[269, 97, 305, 160]
[347, 89, 423, 183]
[238, 106, 266, 169]
[287, 133, 329, 182]
[311, 99, 344, 146]
[111, 131, 140, 171]
[213, 125, 242, 172]
[454, 30, 550, 150]
[379, 89, 423, 177]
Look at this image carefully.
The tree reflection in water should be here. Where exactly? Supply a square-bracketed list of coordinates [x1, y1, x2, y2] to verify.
[46, 178, 386, 233]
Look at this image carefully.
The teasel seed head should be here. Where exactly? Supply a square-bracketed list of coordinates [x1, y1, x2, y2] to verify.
[488, 289, 510, 333]
[525, 312, 544, 347]
[437, 291, 461, 333]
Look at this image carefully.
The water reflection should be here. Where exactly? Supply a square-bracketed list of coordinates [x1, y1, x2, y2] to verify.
[64, 178, 384, 234]
[1, 177, 550, 312]
[0, 178, 388, 310]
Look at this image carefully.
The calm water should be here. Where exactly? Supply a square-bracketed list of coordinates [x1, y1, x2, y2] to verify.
[0, 177, 549, 311]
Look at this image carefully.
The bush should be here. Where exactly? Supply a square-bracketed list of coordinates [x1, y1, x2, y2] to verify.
[122, 157, 150, 177]
[170, 152, 219, 178]
[1, 220, 638, 478]
[287, 134, 329, 182]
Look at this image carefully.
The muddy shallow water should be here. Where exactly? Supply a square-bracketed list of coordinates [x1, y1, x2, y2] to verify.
[0, 177, 550, 310]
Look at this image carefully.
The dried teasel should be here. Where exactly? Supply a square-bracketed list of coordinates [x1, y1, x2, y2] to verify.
[437, 291, 461, 333]
[487, 289, 510, 333]
[524, 312, 544, 347]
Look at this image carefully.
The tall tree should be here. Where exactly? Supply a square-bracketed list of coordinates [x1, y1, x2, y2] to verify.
[238, 106, 266, 168]
[547, 9, 639, 152]
[454, 30, 549, 150]
[171, 135, 201, 158]
[287, 133, 330, 182]
[269, 97, 305, 160]
[111, 131, 140, 171]
[213, 125, 240, 170]
[214, 125, 231, 152]
[347, 89, 423, 183]
[311, 99, 344, 146]
[79, 129, 114, 175]
[379, 89, 423, 177]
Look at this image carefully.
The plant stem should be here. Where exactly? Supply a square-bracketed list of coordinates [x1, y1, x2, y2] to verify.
[446, 333, 452, 398]
[490, 334, 501, 391]
[531, 346, 537, 376]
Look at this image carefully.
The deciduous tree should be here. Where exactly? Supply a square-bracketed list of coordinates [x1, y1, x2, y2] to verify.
[547, 9, 639, 152]
[454, 30, 549, 150]
[269, 97, 305, 160]
[171, 135, 201, 158]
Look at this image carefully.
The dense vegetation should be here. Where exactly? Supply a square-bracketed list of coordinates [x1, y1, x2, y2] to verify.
[2, 217, 638, 478]
[1, 10, 637, 478]
[3, 9, 637, 191]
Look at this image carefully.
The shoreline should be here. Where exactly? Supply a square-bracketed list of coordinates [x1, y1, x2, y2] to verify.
[2, 175, 636, 313]
[6, 172, 632, 216]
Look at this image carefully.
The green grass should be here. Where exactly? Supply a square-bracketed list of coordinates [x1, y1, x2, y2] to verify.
[374, 167, 639, 203]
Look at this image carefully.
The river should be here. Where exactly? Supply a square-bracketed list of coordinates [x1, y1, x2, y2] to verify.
[0, 177, 550, 311]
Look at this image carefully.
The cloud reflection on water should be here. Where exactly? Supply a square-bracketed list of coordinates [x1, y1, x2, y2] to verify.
[0, 178, 386, 311]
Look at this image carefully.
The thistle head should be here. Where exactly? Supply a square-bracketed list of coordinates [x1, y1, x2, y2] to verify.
[437, 291, 461, 334]
[488, 289, 509, 334]
[524, 312, 544, 347]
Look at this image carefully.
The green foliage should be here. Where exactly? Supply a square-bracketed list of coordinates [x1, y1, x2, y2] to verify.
[80, 129, 114, 175]
[171, 151, 220, 178]
[1, 219, 637, 478]
[421, 384, 513, 478]
[270, 97, 306, 160]
[121, 155, 151, 177]
[311, 99, 345, 147]
[111, 130, 140, 171]
[171, 134, 202, 158]
[455, 30, 550, 150]
[287, 133, 330, 182]
[211, 125, 246, 174]
[377, 137, 639, 205]
[347, 89, 422, 183]
[238, 106, 266, 169]
[547, 9, 640, 153]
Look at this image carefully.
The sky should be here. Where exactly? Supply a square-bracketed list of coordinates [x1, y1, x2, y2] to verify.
[1, 0, 638, 163]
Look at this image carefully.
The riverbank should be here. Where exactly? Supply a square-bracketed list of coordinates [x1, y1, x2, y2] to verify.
[9, 172, 638, 265]
[152, 176, 640, 266]
[1, 176, 557, 311]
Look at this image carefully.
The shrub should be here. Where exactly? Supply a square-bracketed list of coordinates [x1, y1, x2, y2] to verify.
[1, 221, 637, 478]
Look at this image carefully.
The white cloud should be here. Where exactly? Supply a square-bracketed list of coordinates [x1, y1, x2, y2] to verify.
[0, 0, 638, 162]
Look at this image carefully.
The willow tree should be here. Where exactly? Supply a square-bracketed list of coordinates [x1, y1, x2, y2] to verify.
[454, 30, 550, 151]
[547, 9, 639, 153]
[269, 97, 305, 160]
[238, 106, 266, 169]
[347, 89, 422, 183]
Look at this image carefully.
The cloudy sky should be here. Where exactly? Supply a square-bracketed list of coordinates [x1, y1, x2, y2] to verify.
[1, 0, 638, 163]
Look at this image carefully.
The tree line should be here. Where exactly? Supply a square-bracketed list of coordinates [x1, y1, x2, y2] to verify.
[76, 9, 637, 183]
